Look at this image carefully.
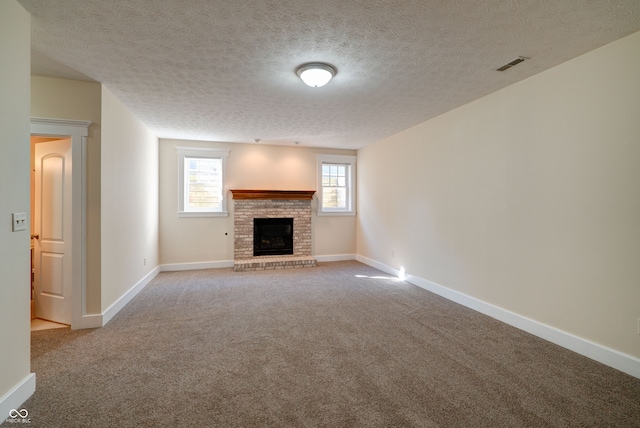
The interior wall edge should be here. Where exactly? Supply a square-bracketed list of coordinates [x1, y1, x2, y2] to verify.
[0, 373, 35, 421]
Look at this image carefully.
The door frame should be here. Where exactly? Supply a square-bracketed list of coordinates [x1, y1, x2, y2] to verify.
[31, 117, 93, 330]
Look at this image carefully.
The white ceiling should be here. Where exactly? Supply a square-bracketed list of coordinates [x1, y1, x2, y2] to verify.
[18, 0, 640, 149]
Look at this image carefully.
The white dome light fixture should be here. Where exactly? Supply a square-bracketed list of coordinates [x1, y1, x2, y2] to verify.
[296, 62, 337, 88]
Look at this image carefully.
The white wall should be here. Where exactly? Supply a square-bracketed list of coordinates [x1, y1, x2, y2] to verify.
[357, 31, 640, 362]
[159, 139, 356, 265]
[101, 87, 159, 311]
[0, 0, 34, 415]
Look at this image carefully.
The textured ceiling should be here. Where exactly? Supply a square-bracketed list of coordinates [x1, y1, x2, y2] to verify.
[18, 0, 640, 149]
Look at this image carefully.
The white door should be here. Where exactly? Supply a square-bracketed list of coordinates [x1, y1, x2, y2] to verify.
[33, 138, 72, 325]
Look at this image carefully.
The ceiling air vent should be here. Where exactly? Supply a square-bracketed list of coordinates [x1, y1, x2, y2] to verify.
[496, 56, 528, 72]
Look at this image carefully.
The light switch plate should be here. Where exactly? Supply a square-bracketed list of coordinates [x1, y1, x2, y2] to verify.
[12, 212, 27, 232]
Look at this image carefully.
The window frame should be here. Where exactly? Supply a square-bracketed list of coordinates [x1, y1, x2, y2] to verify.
[177, 147, 229, 218]
[316, 154, 357, 216]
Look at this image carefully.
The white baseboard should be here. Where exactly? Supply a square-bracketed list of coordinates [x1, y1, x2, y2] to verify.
[160, 256, 357, 271]
[0, 373, 35, 422]
[356, 255, 640, 379]
[101, 266, 161, 326]
[160, 260, 234, 271]
[72, 314, 103, 330]
[355, 255, 402, 276]
[315, 254, 356, 262]
[77, 257, 354, 329]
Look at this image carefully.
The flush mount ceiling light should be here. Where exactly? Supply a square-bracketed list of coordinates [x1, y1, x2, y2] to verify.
[296, 62, 337, 87]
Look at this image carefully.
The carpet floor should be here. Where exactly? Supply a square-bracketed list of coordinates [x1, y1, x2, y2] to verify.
[14, 261, 640, 427]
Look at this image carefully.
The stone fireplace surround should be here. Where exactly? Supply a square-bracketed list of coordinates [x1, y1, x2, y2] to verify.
[231, 190, 317, 272]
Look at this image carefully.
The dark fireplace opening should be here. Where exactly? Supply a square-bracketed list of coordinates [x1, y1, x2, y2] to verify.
[253, 218, 294, 257]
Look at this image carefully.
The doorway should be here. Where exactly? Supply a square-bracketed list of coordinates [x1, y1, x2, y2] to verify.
[30, 118, 91, 330]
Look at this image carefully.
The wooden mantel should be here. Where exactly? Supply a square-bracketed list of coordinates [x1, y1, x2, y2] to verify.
[230, 189, 316, 200]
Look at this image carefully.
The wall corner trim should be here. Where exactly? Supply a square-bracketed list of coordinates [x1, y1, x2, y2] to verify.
[0, 373, 35, 421]
[355, 255, 640, 379]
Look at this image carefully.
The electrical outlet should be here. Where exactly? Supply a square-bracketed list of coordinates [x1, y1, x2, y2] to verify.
[144, 258, 147, 266]
[637, 318, 640, 336]
[12, 212, 27, 232]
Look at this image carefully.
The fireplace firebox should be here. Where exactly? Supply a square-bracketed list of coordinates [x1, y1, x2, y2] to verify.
[253, 218, 294, 257]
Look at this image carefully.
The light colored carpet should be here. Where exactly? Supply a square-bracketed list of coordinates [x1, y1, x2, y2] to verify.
[18, 261, 640, 427]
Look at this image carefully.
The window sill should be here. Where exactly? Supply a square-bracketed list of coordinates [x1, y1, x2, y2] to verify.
[178, 211, 229, 218]
[316, 210, 356, 217]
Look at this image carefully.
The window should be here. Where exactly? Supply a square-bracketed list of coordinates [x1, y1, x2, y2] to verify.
[177, 147, 229, 217]
[316, 154, 356, 216]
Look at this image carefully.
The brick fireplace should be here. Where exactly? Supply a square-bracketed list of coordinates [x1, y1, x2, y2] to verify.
[231, 190, 317, 271]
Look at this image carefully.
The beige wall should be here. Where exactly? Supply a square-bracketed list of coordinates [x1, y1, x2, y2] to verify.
[31, 78, 159, 315]
[31, 76, 103, 314]
[101, 87, 159, 311]
[159, 139, 356, 264]
[357, 31, 640, 359]
[0, 0, 32, 407]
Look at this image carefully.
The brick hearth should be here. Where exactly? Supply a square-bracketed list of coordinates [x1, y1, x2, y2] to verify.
[231, 190, 317, 272]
